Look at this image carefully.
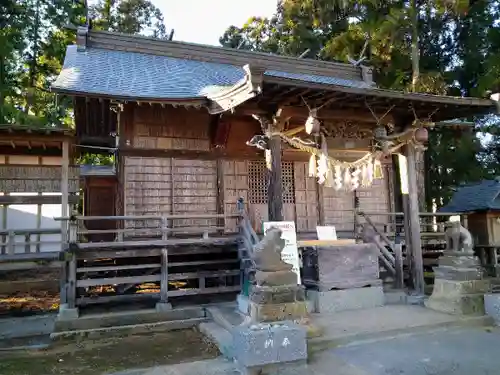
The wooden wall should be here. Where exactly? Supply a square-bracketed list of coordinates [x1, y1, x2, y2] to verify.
[119, 104, 393, 235]
[468, 213, 490, 245]
[132, 105, 211, 151]
[357, 162, 393, 229]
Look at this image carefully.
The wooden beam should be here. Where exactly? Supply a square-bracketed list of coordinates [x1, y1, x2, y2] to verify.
[238, 104, 393, 124]
[0, 195, 79, 205]
[0, 146, 63, 156]
[405, 144, 425, 295]
[0, 133, 73, 144]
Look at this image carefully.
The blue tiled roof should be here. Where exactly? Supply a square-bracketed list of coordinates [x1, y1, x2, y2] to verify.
[80, 164, 116, 176]
[52, 45, 371, 99]
[439, 180, 500, 213]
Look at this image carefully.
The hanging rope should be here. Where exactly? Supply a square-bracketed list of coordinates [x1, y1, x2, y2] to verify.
[264, 131, 410, 190]
[274, 132, 406, 168]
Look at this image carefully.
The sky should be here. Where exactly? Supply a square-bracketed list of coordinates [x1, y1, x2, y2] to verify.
[159, 0, 277, 45]
[86, 0, 278, 46]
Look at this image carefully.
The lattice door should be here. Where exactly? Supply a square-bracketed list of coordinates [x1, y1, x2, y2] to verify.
[248, 160, 296, 231]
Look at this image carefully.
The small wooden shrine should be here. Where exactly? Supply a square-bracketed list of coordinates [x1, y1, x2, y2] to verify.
[48, 26, 497, 309]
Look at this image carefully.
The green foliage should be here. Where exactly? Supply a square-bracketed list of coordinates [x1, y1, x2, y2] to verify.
[90, 0, 167, 37]
[77, 153, 115, 166]
[0, 0, 168, 165]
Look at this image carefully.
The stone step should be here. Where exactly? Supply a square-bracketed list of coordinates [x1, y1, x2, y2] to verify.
[52, 317, 208, 341]
[206, 306, 245, 332]
[199, 321, 234, 360]
[54, 306, 205, 333]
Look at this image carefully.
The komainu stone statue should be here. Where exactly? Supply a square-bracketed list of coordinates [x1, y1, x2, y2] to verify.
[426, 222, 489, 316]
[251, 227, 297, 287]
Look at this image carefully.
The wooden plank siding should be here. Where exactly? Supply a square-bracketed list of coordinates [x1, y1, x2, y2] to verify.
[293, 162, 318, 232]
[223, 160, 248, 232]
[171, 159, 218, 227]
[357, 163, 392, 231]
[118, 103, 393, 235]
[124, 156, 172, 229]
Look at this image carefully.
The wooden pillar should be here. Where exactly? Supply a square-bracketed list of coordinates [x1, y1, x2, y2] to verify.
[216, 158, 224, 232]
[61, 139, 69, 248]
[67, 217, 78, 309]
[157, 217, 172, 311]
[36, 156, 42, 253]
[59, 140, 70, 308]
[1, 156, 9, 255]
[267, 134, 283, 221]
[405, 144, 425, 295]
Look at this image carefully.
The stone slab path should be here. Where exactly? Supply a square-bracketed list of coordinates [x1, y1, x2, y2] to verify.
[110, 327, 500, 375]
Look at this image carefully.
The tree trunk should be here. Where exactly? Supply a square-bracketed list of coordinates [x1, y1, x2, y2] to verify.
[410, 0, 420, 92]
[25, 0, 41, 115]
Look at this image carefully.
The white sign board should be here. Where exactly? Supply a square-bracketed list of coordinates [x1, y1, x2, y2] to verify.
[316, 226, 337, 241]
[398, 153, 409, 195]
[263, 221, 301, 284]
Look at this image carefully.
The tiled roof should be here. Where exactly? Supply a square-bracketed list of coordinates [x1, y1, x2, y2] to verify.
[438, 180, 500, 213]
[80, 164, 116, 176]
[52, 45, 371, 100]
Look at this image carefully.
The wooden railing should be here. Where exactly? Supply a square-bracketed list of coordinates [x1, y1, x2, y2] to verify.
[56, 211, 243, 309]
[356, 211, 404, 289]
[356, 211, 468, 241]
[70, 213, 240, 242]
[0, 228, 62, 264]
[356, 211, 467, 288]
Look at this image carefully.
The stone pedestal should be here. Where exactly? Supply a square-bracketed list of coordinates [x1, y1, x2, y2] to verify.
[426, 224, 488, 316]
[307, 285, 384, 314]
[426, 239, 488, 316]
[425, 279, 489, 315]
[232, 227, 311, 373]
[232, 321, 307, 375]
[248, 285, 308, 323]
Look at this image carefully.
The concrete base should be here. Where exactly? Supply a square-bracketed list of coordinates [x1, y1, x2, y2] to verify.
[425, 279, 488, 316]
[384, 290, 408, 305]
[155, 302, 173, 312]
[56, 304, 79, 321]
[237, 294, 249, 315]
[484, 293, 500, 326]
[307, 286, 384, 314]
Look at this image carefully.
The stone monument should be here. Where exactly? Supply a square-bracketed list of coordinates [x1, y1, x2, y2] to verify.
[425, 222, 489, 315]
[232, 227, 309, 375]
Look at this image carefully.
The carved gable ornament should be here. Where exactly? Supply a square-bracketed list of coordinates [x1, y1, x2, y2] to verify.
[321, 120, 373, 140]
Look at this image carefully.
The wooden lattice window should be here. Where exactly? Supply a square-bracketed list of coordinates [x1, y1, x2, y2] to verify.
[248, 161, 295, 204]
